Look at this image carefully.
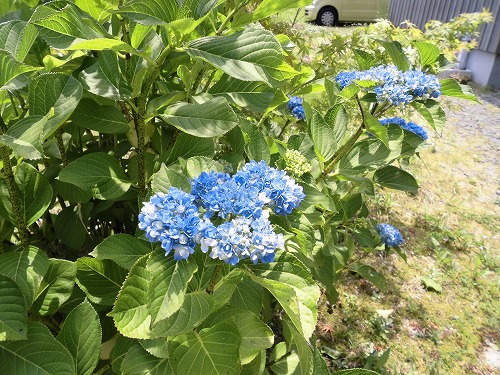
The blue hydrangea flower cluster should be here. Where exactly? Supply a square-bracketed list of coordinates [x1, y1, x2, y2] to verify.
[208, 211, 285, 265]
[335, 65, 441, 106]
[288, 96, 306, 120]
[138, 188, 202, 261]
[139, 161, 305, 265]
[377, 223, 404, 247]
[380, 117, 428, 140]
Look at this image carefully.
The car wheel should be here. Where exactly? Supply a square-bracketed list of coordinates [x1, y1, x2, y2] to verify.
[316, 6, 338, 26]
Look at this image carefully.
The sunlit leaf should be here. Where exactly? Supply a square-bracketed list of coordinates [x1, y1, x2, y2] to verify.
[28, 73, 83, 139]
[348, 263, 388, 290]
[30, 3, 107, 49]
[0, 163, 53, 227]
[0, 50, 40, 90]
[440, 78, 478, 102]
[309, 109, 336, 162]
[413, 41, 441, 68]
[0, 322, 75, 375]
[90, 234, 152, 270]
[209, 74, 276, 112]
[421, 276, 442, 293]
[109, 255, 152, 338]
[373, 165, 419, 193]
[412, 100, 446, 134]
[231, 0, 311, 28]
[0, 20, 38, 62]
[32, 259, 76, 316]
[170, 321, 241, 375]
[203, 308, 273, 365]
[74, 0, 119, 22]
[0, 246, 49, 308]
[246, 252, 320, 341]
[378, 40, 409, 71]
[76, 258, 128, 306]
[160, 97, 238, 138]
[58, 152, 131, 200]
[57, 300, 102, 375]
[117, 0, 179, 25]
[0, 275, 27, 341]
[147, 249, 198, 324]
[71, 98, 129, 134]
[120, 344, 173, 375]
[187, 25, 297, 86]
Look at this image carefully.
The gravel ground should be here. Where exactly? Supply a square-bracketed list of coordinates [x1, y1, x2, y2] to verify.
[446, 84, 500, 164]
[434, 84, 500, 215]
[438, 84, 500, 372]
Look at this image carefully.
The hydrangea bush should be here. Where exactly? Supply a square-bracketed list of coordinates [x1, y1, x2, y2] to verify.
[294, 11, 493, 81]
[0, 1, 478, 374]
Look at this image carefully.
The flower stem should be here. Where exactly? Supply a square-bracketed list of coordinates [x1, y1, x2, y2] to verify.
[278, 119, 291, 138]
[216, 0, 250, 35]
[0, 146, 29, 247]
[95, 365, 111, 375]
[206, 264, 222, 294]
[94, 364, 111, 375]
[132, 46, 172, 199]
[0, 116, 29, 247]
[319, 126, 364, 180]
[55, 129, 68, 166]
[319, 96, 366, 180]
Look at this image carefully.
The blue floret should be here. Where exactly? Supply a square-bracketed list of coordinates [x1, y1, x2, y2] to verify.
[380, 117, 428, 140]
[138, 188, 201, 260]
[288, 96, 306, 120]
[335, 66, 441, 106]
[377, 223, 404, 247]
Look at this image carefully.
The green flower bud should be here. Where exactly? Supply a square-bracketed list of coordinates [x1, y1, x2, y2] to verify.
[284, 149, 311, 177]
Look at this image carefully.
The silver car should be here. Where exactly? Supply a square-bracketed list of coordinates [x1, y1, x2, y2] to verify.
[305, 0, 385, 26]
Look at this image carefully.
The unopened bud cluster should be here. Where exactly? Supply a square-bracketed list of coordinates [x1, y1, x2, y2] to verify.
[284, 149, 312, 177]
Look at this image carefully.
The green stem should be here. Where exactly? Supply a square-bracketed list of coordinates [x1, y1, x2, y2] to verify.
[320, 126, 364, 179]
[0, 146, 29, 247]
[215, 0, 250, 35]
[319, 96, 367, 180]
[132, 100, 147, 198]
[94, 365, 111, 375]
[206, 264, 222, 294]
[16, 93, 28, 118]
[278, 119, 291, 138]
[256, 113, 268, 130]
[202, 69, 216, 92]
[55, 129, 68, 166]
[216, 10, 236, 35]
[132, 46, 172, 199]
[190, 64, 206, 97]
[8, 91, 19, 117]
[121, 19, 132, 83]
[373, 102, 392, 117]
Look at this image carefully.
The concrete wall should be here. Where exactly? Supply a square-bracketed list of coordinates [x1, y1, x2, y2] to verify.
[467, 49, 500, 88]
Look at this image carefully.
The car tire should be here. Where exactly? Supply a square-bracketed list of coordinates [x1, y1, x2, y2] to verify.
[316, 6, 338, 27]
